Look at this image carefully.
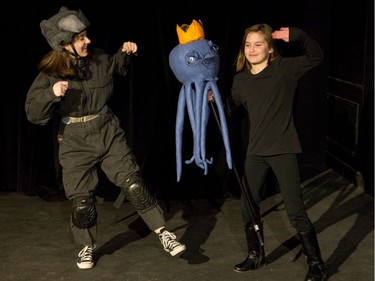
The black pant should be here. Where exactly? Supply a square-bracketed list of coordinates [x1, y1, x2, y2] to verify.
[241, 154, 312, 232]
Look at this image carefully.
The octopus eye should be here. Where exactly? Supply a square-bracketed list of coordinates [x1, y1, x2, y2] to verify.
[208, 40, 219, 51]
[185, 51, 200, 66]
[212, 44, 219, 51]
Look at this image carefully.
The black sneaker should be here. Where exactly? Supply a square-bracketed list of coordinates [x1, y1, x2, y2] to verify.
[158, 229, 186, 256]
[77, 245, 95, 269]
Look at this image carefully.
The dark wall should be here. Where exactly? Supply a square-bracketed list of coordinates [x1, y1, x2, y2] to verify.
[325, 0, 374, 195]
[2, 0, 364, 200]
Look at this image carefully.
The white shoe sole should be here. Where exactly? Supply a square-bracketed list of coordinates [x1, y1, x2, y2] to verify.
[169, 244, 186, 256]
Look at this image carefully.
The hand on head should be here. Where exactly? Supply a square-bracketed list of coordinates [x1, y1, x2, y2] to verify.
[272, 27, 290, 42]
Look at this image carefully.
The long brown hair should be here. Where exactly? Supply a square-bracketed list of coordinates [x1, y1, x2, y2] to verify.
[38, 32, 94, 78]
[38, 50, 76, 78]
[234, 23, 280, 73]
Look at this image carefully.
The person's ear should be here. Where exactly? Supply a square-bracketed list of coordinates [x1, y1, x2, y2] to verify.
[63, 43, 71, 52]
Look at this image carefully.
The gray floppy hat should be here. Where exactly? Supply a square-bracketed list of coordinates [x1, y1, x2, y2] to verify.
[40, 6, 90, 51]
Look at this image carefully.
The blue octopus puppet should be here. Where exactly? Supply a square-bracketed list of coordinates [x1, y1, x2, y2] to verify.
[169, 19, 232, 182]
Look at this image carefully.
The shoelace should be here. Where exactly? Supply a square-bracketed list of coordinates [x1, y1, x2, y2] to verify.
[78, 246, 93, 262]
[160, 231, 180, 249]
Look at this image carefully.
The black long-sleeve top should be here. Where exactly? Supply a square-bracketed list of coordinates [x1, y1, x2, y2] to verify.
[230, 27, 324, 156]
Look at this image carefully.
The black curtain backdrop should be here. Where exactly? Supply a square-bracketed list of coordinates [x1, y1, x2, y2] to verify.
[1, 0, 330, 200]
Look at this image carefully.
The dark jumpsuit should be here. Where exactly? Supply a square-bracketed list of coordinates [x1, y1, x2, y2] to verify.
[230, 28, 324, 232]
[25, 48, 165, 245]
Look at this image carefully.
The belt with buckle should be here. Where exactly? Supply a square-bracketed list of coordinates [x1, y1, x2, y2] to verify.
[62, 106, 108, 125]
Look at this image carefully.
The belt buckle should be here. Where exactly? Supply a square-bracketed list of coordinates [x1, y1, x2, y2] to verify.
[79, 117, 85, 122]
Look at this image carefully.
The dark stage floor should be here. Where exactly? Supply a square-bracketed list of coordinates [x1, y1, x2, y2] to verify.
[1, 169, 373, 281]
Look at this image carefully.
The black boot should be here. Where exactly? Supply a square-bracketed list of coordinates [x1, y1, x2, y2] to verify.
[297, 227, 327, 281]
[233, 222, 265, 272]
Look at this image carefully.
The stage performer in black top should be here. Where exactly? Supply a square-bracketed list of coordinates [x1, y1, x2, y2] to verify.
[228, 23, 327, 281]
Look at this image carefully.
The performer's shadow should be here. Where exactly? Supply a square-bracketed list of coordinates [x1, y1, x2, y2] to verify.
[93, 195, 224, 266]
[264, 172, 373, 281]
[171, 198, 223, 265]
[94, 212, 152, 263]
[160, 163, 226, 265]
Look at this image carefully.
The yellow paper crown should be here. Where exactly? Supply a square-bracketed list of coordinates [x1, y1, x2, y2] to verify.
[176, 19, 205, 44]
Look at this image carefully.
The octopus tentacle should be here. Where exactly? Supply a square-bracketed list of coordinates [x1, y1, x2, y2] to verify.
[208, 79, 233, 170]
[201, 81, 214, 174]
[176, 85, 187, 181]
[193, 81, 204, 169]
[184, 83, 202, 167]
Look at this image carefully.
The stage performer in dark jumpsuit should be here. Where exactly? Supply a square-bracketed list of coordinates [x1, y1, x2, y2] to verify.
[25, 6, 185, 270]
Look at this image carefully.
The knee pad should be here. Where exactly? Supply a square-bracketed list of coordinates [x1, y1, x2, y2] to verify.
[121, 173, 157, 213]
[71, 196, 97, 229]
